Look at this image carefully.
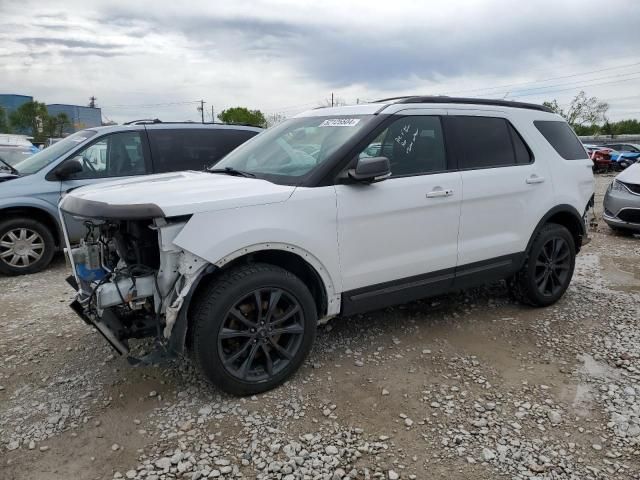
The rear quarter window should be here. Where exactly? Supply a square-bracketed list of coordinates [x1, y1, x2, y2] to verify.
[534, 120, 588, 160]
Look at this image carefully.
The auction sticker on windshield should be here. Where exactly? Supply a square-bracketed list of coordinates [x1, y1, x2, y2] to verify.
[319, 118, 361, 127]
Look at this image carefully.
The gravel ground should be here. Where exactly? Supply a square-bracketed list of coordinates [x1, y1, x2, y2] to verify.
[1, 174, 639, 480]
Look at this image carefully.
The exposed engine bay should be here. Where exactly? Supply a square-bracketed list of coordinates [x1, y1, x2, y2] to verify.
[64, 215, 207, 357]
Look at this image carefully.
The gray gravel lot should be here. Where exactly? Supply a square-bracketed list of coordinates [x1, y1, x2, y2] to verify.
[1, 174, 639, 480]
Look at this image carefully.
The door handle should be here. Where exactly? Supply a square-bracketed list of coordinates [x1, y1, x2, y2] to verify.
[526, 175, 545, 184]
[426, 188, 454, 198]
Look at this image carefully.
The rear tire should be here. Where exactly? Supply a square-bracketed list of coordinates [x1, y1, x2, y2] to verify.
[510, 223, 576, 307]
[0, 218, 56, 276]
[191, 263, 317, 395]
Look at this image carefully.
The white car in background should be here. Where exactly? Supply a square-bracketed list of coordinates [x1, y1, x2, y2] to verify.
[60, 96, 594, 395]
[0, 135, 38, 171]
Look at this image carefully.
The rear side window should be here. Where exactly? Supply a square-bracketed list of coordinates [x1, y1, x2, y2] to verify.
[534, 120, 588, 160]
[148, 128, 258, 173]
[448, 116, 532, 169]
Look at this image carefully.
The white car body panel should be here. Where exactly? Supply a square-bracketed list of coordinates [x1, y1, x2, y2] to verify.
[65, 171, 296, 217]
[172, 186, 343, 315]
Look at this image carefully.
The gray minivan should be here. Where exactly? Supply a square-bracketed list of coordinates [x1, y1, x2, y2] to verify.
[0, 122, 262, 275]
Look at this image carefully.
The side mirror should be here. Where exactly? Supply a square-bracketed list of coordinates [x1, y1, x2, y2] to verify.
[54, 158, 83, 179]
[348, 156, 391, 183]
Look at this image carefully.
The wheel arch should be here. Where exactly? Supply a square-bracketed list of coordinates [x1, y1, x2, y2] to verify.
[0, 205, 62, 247]
[171, 243, 340, 354]
[526, 204, 585, 254]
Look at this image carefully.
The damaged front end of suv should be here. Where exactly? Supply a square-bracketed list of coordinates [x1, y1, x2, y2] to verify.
[59, 197, 208, 361]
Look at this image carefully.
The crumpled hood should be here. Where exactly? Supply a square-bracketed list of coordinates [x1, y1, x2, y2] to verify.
[616, 163, 640, 184]
[61, 171, 296, 218]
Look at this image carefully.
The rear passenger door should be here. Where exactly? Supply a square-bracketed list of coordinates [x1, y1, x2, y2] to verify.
[147, 128, 258, 173]
[446, 113, 554, 277]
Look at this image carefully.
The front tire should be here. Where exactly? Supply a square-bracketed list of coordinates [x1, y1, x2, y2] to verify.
[0, 218, 56, 276]
[191, 263, 317, 395]
[510, 223, 576, 307]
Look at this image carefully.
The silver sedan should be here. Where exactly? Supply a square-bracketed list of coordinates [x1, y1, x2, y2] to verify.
[603, 163, 640, 232]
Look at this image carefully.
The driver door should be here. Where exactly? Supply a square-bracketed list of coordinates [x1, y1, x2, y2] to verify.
[335, 113, 462, 313]
[58, 131, 151, 241]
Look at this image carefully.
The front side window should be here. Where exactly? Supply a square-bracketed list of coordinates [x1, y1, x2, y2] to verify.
[13, 130, 97, 175]
[65, 132, 147, 179]
[149, 129, 258, 173]
[534, 120, 588, 160]
[214, 115, 376, 182]
[449, 116, 527, 169]
[358, 116, 447, 177]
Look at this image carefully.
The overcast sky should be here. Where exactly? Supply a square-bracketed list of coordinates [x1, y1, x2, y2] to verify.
[1, 0, 640, 123]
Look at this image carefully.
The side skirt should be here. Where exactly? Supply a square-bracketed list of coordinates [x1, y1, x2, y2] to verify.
[340, 253, 524, 316]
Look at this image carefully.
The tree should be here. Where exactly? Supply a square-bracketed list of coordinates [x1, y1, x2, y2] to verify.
[0, 106, 9, 133]
[9, 101, 48, 138]
[217, 107, 266, 127]
[542, 91, 609, 128]
[43, 112, 71, 138]
[265, 112, 287, 128]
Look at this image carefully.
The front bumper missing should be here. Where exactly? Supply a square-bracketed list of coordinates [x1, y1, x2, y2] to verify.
[69, 300, 130, 355]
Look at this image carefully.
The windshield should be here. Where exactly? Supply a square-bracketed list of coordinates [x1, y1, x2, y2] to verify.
[13, 130, 98, 175]
[0, 146, 35, 167]
[213, 115, 374, 182]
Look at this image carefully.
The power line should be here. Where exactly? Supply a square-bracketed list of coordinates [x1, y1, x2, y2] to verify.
[441, 60, 640, 96]
[483, 70, 640, 98]
[509, 75, 640, 99]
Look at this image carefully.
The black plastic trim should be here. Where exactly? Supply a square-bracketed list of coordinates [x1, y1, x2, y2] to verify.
[168, 264, 217, 354]
[526, 204, 585, 253]
[60, 195, 164, 220]
[341, 253, 525, 316]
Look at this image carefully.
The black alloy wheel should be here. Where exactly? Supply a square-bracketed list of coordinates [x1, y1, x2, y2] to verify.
[218, 287, 305, 382]
[534, 237, 571, 297]
[191, 263, 317, 395]
[510, 223, 576, 307]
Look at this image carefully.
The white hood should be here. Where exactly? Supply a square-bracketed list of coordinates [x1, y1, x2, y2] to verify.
[616, 163, 640, 184]
[63, 171, 296, 217]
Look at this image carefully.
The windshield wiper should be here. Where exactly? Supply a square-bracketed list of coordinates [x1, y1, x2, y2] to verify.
[0, 158, 19, 175]
[208, 167, 256, 178]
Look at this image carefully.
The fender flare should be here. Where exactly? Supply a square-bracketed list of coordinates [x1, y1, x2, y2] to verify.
[525, 204, 586, 256]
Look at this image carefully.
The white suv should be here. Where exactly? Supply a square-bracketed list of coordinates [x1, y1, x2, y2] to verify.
[60, 97, 594, 395]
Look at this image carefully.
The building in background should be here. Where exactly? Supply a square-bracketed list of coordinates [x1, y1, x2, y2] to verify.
[0, 94, 33, 114]
[46, 104, 102, 133]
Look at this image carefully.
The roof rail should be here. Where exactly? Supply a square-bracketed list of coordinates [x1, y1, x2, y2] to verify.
[123, 118, 162, 125]
[121, 120, 263, 128]
[373, 96, 553, 113]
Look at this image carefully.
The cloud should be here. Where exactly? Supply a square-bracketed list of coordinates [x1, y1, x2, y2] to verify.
[17, 37, 121, 50]
[0, 0, 639, 122]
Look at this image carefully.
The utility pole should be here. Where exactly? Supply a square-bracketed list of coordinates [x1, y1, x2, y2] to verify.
[211, 106, 215, 123]
[197, 99, 206, 123]
[331, 93, 334, 107]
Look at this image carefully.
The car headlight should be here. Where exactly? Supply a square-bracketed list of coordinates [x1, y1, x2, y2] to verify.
[610, 179, 628, 193]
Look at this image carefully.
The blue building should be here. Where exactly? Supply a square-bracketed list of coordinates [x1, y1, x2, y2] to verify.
[47, 104, 102, 134]
[0, 94, 33, 114]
